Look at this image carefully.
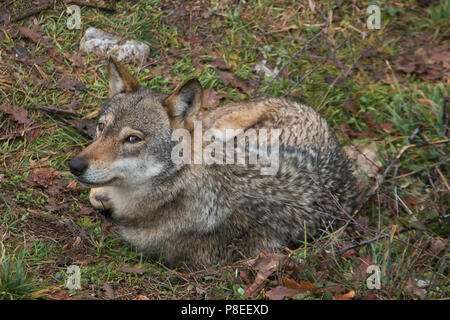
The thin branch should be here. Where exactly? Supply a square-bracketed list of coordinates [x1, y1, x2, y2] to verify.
[262, 30, 324, 96]
[35, 105, 78, 117]
[353, 127, 421, 215]
[335, 214, 450, 254]
[12, 2, 54, 22]
[65, 0, 117, 13]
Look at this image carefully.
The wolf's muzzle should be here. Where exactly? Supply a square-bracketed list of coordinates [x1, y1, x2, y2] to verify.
[69, 158, 88, 176]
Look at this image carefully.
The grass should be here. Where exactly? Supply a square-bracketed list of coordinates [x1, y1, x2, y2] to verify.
[0, 0, 448, 300]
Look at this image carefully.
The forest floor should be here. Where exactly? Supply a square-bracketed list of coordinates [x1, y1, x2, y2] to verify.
[0, 0, 448, 300]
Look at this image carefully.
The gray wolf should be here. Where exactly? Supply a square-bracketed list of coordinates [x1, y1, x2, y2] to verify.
[69, 58, 357, 267]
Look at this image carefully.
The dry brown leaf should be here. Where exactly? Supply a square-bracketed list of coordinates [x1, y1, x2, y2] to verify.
[244, 252, 287, 298]
[0, 103, 33, 126]
[203, 88, 224, 110]
[380, 122, 395, 133]
[299, 280, 318, 292]
[46, 179, 72, 195]
[102, 283, 114, 299]
[282, 277, 300, 289]
[26, 126, 42, 143]
[404, 277, 425, 299]
[360, 293, 380, 300]
[119, 266, 145, 275]
[218, 71, 252, 94]
[63, 52, 85, 69]
[28, 168, 59, 188]
[19, 26, 42, 43]
[56, 76, 86, 92]
[332, 290, 355, 300]
[66, 118, 96, 139]
[211, 56, 232, 70]
[265, 286, 300, 300]
[282, 277, 318, 292]
[240, 270, 251, 285]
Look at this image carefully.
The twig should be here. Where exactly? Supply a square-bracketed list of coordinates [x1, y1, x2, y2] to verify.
[283, 37, 350, 97]
[426, 241, 450, 299]
[262, 30, 324, 96]
[435, 166, 450, 192]
[65, 0, 116, 13]
[335, 214, 449, 254]
[317, 48, 370, 111]
[35, 105, 78, 117]
[443, 97, 449, 137]
[12, 2, 54, 22]
[418, 132, 446, 156]
[353, 127, 421, 215]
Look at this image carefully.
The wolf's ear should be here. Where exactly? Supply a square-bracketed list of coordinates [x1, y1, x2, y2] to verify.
[107, 57, 139, 97]
[163, 79, 203, 130]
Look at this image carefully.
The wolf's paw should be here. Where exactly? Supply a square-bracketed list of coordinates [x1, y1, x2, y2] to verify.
[89, 187, 112, 211]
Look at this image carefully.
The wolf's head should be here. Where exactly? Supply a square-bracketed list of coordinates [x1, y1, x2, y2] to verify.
[69, 58, 202, 188]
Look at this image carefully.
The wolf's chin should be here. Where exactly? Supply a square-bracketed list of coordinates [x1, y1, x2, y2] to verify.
[76, 177, 118, 188]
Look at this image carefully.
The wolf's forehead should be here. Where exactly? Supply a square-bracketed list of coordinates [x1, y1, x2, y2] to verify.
[99, 91, 167, 119]
[99, 94, 145, 118]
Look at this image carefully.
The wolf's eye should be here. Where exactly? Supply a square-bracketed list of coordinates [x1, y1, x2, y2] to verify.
[124, 135, 142, 144]
[97, 123, 105, 132]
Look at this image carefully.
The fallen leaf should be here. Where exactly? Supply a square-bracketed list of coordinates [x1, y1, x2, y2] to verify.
[429, 239, 446, 254]
[26, 126, 42, 143]
[380, 122, 395, 133]
[332, 290, 355, 300]
[282, 277, 300, 289]
[211, 56, 232, 70]
[63, 52, 85, 69]
[203, 88, 224, 109]
[78, 205, 95, 216]
[102, 283, 114, 299]
[19, 26, 42, 43]
[299, 281, 318, 292]
[28, 168, 59, 188]
[240, 270, 251, 285]
[404, 277, 425, 299]
[344, 100, 359, 113]
[66, 118, 96, 139]
[44, 202, 70, 213]
[0, 103, 33, 126]
[46, 179, 73, 195]
[341, 248, 357, 259]
[282, 277, 318, 292]
[265, 286, 300, 300]
[339, 122, 377, 139]
[49, 289, 74, 300]
[56, 77, 86, 92]
[395, 44, 450, 81]
[403, 196, 421, 211]
[244, 252, 287, 298]
[29, 286, 59, 298]
[360, 293, 379, 300]
[133, 295, 150, 300]
[219, 71, 252, 94]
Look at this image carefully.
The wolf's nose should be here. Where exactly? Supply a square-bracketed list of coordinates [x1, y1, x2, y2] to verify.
[69, 158, 88, 176]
